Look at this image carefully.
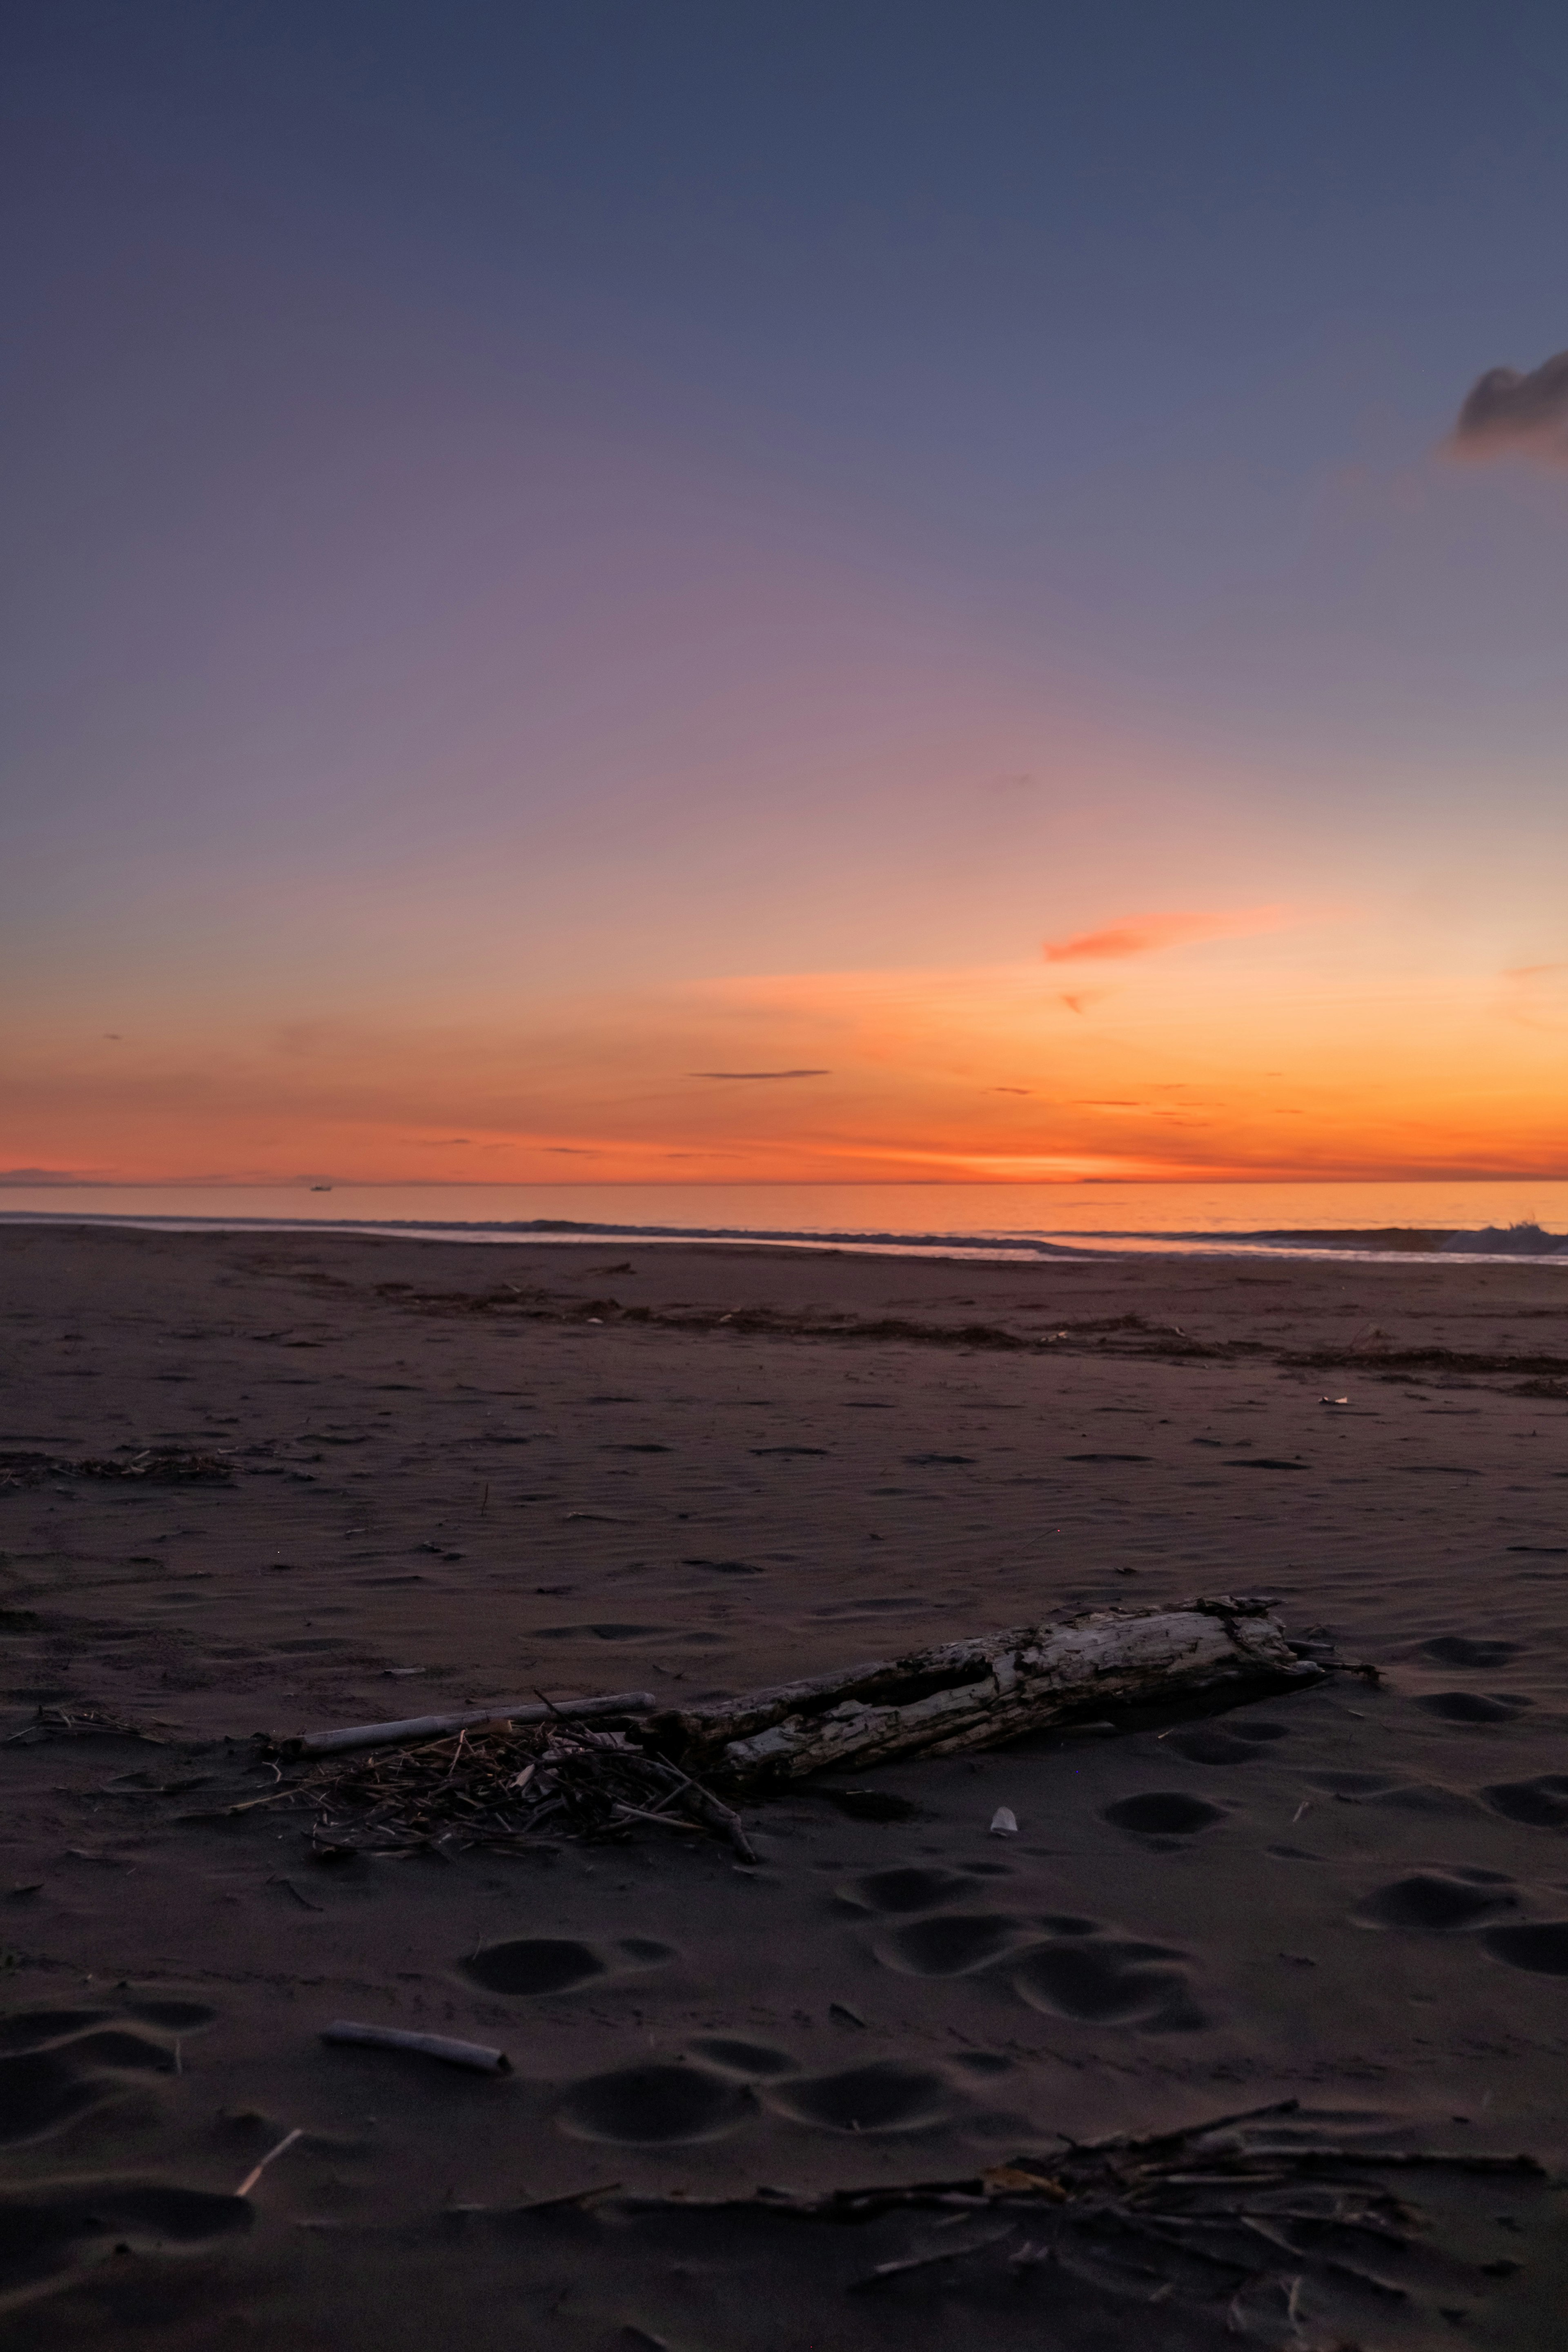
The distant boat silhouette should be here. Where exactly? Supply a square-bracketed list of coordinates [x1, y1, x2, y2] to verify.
[310, 1184, 333, 1192]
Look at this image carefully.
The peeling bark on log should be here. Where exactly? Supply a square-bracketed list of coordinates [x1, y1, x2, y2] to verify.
[644, 1595, 1319, 1789]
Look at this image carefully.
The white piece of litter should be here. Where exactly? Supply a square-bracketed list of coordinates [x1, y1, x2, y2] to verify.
[989, 1806, 1018, 1837]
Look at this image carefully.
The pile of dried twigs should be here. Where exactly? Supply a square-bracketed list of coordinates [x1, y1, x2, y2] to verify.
[614, 2097, 1548, 2325]
[289, 1718, 757, 1863]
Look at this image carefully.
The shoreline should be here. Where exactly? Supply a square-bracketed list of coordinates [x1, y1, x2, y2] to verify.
[4, 1203, 1566, 1270]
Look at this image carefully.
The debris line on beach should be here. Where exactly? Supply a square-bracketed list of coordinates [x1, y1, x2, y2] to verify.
[0, 1447, 234, 1491]
[242, 1597, 1340, 1857]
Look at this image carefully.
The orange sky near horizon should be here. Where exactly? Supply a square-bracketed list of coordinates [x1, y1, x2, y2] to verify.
[8, 913, 1566, 1187]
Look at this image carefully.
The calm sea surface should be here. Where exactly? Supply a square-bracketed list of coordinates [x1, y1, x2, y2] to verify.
[3, 1181, 1566, 1263]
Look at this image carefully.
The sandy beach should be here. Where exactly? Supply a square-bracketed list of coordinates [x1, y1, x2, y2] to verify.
[2, 1219, 1566, 2348]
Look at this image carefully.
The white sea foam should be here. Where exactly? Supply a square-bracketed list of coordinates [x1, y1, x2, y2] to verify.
[2, 1187, 1566, 1267]
[1437, 1222, 1567, 1256]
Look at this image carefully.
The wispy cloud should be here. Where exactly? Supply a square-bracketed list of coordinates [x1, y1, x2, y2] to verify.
[1448, 350, 1568, 467]
[1498, 962, 1568, 1031]
[690, 1067, 832, 1080]
[1043, 908, 1285, 963]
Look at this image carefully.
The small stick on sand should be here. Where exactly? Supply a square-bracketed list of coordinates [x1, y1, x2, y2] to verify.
[849, 2224, 1014, 2292]
[516, 2181, 623, 2214]
[638, 1750, 759, 1861]
[610, 1800, 703, 1831]
[321, 2021, 511, 2074]
[236, 2125, 304, 2197]
[282, 1691, 656, 1758]
[270, 1873, 324, 1910]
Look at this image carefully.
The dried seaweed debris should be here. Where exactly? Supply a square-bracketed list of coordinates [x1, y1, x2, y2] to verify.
[0, 1448, 234, 1491]
[605, 2099, 1551, 2332]
[281, 1717, 757, 1862]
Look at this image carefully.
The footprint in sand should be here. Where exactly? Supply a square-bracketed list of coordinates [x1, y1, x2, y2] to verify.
[0, 2015, 180, 2144]
[1366, 1784, 1482, 1817]
[862, 1898, 1208, 2028]
[1302, 1770, 1480, 1817]
[463, 1936, 673, 1996]
[1167, 1722, 1290, 1765]
[765, 2061, 960, 2134]
[842, 1865, 978, 1913]
[844, 1863, 1051, 1975]
[0, 2180, 250, 2305]
[557, 2062, 753, 2144]
[1414, 1691, 1531, 1724]
[0, 2006, 111, 2051]
[1352, 1870, 1519, 1932]
[812, 1598, 924, 1621]
[122, 1998, 218, 2031]
[1013, 1935, 1205, 2031]
[1483, 1922, 1568, 1974]
[688, 2038, 797, 2077]
[1305, 1771, 1401, 1794]
[535, 1622, 668, 1642]
[1483, 1775, 1568, 1829]
[878, 1913, 1033, 1976]
[1423, 1636, 1519, 1669]
[1103, 1793, 1227, 1836]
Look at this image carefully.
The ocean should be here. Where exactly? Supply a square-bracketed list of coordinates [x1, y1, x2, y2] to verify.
[2, 1180, 1566, 1263]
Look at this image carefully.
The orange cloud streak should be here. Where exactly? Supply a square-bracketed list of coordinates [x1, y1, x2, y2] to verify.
[1042, 907, 1289, 963]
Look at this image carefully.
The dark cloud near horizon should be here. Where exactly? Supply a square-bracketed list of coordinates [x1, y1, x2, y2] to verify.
[1451, 350, 1568, 464]
[690, 1068, 832, 1080]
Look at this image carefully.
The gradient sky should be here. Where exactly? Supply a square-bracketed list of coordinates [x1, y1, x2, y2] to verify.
[5, 1, 1568, 1184]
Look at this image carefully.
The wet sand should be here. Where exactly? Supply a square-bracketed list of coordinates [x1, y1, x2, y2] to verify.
[1, 1221, 1566, 2347]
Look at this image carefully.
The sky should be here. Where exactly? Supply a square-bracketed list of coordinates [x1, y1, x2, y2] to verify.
[4, 0, 1568, 1185]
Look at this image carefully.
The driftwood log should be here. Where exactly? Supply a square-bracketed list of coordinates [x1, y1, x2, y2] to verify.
[645, 1596, 1319, 1790]
[271, 1599, 1322, 1805]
